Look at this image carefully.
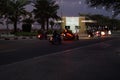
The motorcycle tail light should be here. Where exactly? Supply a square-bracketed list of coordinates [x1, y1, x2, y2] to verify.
[37, 35, 41, 38]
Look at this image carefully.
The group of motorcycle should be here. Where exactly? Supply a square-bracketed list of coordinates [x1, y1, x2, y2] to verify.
[37, 31, 62, 45]
[87, 30, 111, 38]
[37, 29, 111, 45]
[37, 29, 77, 45]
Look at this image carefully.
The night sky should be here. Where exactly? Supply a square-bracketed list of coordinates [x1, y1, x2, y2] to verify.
[26, 0, 119, 19]
[56, 0, 114, 17]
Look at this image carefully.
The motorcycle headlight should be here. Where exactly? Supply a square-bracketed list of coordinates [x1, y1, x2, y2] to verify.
[50, 36, 53, 41]
[101, 31, 105, 36]
[37, 35, 41, 38]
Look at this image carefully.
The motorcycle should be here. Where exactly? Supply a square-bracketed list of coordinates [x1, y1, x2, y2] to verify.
[88, 33, 94, 38]
[49, 35, 62, 45]
[37, 34, 44, 39]
[61, 30, 75, 40]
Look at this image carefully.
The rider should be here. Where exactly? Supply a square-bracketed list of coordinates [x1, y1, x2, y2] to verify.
[53, 30, 58, 38]
[53, 30, 61, 42]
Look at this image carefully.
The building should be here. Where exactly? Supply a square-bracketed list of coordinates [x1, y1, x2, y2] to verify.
[61, 16, 85, 34]
[61, 16, 96, 36]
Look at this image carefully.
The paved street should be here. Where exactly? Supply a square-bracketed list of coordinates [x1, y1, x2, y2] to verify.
[0, 37, 114, 65]
[0, 35, 120, 80]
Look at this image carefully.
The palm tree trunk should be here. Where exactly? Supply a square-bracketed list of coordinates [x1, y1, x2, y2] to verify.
[13, 20, 17, 33]
[41, 19, 45, 30]
[6, 18, 9, 35]
[46, 18, 49, 30]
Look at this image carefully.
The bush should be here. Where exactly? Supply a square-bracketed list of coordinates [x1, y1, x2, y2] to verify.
[15, 32, 38, 36]
[22, 24, 32, 32]
[47, 29, 53, 34]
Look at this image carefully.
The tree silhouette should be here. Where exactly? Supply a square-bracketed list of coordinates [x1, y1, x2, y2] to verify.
[0, 0, 31, 33]
[33, 0, 60, 30]
[86, 0, 120, 17]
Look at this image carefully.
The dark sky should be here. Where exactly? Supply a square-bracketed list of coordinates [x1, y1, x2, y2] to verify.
[56, 0, 113, 17]
[26, 0, 119, 18]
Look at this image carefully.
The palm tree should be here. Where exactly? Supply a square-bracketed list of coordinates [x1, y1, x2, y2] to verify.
[0, 0, 10, 25]
[0, 0, 8, 15]
[45, 0, 60, 30]
[33, 0, 60, 30]
[49, 20, 55, 29]
[22, 15, 34, 32]
[8, 0, 31, 33]
[0, 0, 31, 33]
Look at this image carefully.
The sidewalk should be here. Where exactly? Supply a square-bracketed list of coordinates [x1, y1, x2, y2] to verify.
[0, 34, 37, 40]
[0, 38, 120, 80]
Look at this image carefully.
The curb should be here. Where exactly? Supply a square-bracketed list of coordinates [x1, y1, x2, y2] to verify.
[0, 36, 37, 40]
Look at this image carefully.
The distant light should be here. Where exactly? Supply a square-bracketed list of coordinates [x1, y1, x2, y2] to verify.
[112, 11, 114, 13]
[105, 26, 107, 28]
[54, 20, 64, 23]
[32, 24, 34, 28]
[102, 6, 105, 9]
[81, 20, 97, 23]
[108, 30, 112, 35]
[78, 1, 81, 4]
[94, 7, 96, 9]
[101, 31, 105, 36]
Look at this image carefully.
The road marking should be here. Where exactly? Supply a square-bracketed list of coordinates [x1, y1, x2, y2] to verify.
[0, 49, 17, 53]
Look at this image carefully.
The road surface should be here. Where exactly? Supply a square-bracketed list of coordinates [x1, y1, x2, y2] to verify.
[0, 36, 120, 80]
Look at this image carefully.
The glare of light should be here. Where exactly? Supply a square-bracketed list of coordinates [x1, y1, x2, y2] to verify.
[37, 35, 41, 38]
[108, 30, 112, 35]
[102, 6, 105, 9]
[101, 31, 105, 36]
[81, 20, 97, 23]
[94, 7, 96, 9]
[78, 1, 81, 5]
[88, 34, 91, 38]
[32, 24, 34, 28]
[54, 20, 64, 23]
[112, 10, 114, 13]
[105, 26, 107, 28]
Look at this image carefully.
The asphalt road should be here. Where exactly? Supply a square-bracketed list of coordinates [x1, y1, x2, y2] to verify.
[0, 36, 120, 80]
[0, 36, 117, 65]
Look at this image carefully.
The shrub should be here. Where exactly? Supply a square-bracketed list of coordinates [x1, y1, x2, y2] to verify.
[15, 32, 37, 36]
[22, 24, 32, 32]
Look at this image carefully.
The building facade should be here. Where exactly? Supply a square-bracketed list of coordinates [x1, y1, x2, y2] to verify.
[61, 16, 86, 34]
